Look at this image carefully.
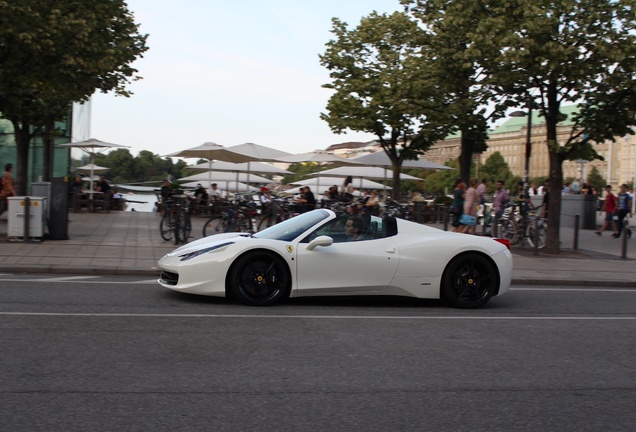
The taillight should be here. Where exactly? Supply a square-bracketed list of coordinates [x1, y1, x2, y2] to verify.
[493, 238, 510, 250]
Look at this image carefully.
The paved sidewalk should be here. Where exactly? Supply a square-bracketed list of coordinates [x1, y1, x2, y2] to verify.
[0, 211, 634, 286]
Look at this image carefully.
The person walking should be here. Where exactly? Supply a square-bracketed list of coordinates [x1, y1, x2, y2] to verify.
[0, 163, 16, 217]
[596, 185, 618, 237]
[450, 178, 466, 233]
[614, 183, 633, 238]
[464, 178, 479, 234]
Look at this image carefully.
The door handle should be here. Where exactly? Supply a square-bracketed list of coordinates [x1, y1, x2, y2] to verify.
[386, 248, 396, 254]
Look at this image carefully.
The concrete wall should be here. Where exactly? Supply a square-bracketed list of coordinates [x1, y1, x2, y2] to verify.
[530, 194, 598, 229]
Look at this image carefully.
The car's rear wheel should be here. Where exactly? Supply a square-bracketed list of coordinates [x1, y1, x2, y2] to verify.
[442, 253, 497, 308]
[228, 251, 290, 306]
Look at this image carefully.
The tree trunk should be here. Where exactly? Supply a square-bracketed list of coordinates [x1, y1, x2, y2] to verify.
[42, 117, 55, 181]
[459, 135, 474, 183]
[544, 149, 564, 253]
[12, 120, 32, 196]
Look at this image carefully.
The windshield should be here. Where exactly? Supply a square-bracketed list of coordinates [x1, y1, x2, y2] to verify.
[253, 210, 331, 242]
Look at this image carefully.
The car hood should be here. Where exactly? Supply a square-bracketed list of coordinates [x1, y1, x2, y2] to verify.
[165, 232, 252, 257]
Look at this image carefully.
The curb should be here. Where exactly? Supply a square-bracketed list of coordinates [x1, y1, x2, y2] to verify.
[2, 265, 635, 288]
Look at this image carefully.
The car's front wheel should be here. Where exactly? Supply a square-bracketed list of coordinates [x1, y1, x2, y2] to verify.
[228, 251, 290, 306]
[442, 253, 497, 308]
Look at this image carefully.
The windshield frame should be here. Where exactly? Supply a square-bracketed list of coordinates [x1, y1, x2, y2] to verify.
[253, 209, 333, 242]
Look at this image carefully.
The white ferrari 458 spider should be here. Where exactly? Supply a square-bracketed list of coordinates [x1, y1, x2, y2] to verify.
[158, 209, 513, 308]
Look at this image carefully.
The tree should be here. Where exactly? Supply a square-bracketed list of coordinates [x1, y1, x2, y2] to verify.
[587, 166, 605, 196]
[479, 152, 516, 192]
[402, 0, 511, 184]
[320, 11, 454, 200]
[419, 160, 460, 195]
[0, 0, 148, 194]
[469, 0, 636, 253]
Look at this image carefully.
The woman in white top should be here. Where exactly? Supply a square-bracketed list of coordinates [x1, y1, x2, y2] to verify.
[463, 178, 479, 234]
[341, 175, 355, 201]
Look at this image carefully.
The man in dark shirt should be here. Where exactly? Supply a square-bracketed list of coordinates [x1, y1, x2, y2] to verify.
[96, 175, 111, 193]
[302, 186, 316, 213]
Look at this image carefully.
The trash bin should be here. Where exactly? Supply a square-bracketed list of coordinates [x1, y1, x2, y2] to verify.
[582, 194, 597, 230]
[7, 196, 47, 239]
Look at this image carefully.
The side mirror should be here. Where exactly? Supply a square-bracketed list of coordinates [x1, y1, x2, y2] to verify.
[306, 235, 333, 251]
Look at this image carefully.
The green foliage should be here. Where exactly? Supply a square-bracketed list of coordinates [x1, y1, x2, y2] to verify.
[420, 160, 460, 195]
[320, 11, 455, 199]
[0, 0, 149, 194]
[93, 150, 186, 184]
[587, 166, 605, 196]
[479, 152, 517, 193]
[281, 162, 325, 185]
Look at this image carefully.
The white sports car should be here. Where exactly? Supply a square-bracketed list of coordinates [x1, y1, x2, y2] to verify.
[158, 209, 513, 308]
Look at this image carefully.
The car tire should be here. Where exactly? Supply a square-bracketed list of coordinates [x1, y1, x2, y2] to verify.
[228, 251, 290, 306]
[442, 253, 497, 309]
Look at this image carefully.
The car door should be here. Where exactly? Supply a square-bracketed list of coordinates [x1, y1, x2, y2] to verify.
[295, 220, 400, 294]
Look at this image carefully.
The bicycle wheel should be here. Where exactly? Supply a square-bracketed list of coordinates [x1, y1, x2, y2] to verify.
[173, 210, 181, 245]
[526, 220, 546, 249]
[498, 217, 519, 245]
[257, 213, 275, 231]
[178, 211, 192, 243]
[160, 213, 174, 241]
[202, 216, 227, 237]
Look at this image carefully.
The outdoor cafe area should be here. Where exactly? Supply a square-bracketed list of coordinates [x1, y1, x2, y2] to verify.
[69, 188, 123, 213]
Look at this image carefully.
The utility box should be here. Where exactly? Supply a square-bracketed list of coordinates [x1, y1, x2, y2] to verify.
[7, 196, 47, 239]
[31, 181, 52, 218]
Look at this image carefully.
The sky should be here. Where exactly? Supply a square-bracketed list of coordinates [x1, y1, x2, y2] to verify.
[89, 0, 403, 157]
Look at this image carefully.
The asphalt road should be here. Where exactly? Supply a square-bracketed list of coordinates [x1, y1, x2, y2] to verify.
[1, 275, 635, 432]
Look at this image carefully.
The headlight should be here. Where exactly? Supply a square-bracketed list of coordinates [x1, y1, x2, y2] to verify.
[178, 242, 234, 261]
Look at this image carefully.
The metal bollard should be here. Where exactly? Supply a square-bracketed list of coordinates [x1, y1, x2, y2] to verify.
[23, 196, 31, 243]
[621, 219, 628, 259]
[533, 218, 539, 256]
[573, 214, 579, 251]
[443, 206, 449, 231]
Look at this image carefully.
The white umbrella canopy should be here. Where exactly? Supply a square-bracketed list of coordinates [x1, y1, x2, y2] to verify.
[277, 150, 362, 165]
[221, 142, 294, 192]
[225, 142, 293, 162]
[58, 138, 130, 196]
[189, 160, 291, 175]
[75, 164, 109, 175]
[165, 142, 255, 163]
[178, 171, 275, 184]
[290, 176, 391, 191]
[350, 151, 452, 170]
[180, 181, 256, 193]
[312, 166, 421, 181]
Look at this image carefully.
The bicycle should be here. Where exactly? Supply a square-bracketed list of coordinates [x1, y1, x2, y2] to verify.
[257, 198, 292, 231]
[202, 198, 257, 237]
[160, 195, 192, 244]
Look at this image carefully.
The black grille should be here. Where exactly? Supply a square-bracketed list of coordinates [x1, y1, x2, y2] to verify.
[159, 270, 179, 286]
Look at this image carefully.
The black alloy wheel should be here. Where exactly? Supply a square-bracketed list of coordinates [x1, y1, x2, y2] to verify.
[229, 251, 290, 306]
[442, 253, 497, 308]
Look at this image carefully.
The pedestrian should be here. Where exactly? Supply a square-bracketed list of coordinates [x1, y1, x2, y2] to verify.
[0, 163, 17, 216]
[464, 178, 479, 234]
[476, 178, 487, 205]
[614, 183, 633, 238]
[596, 185, 618, 237]
[450, 178, 466, 232]
[492, 180, 510, 220]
